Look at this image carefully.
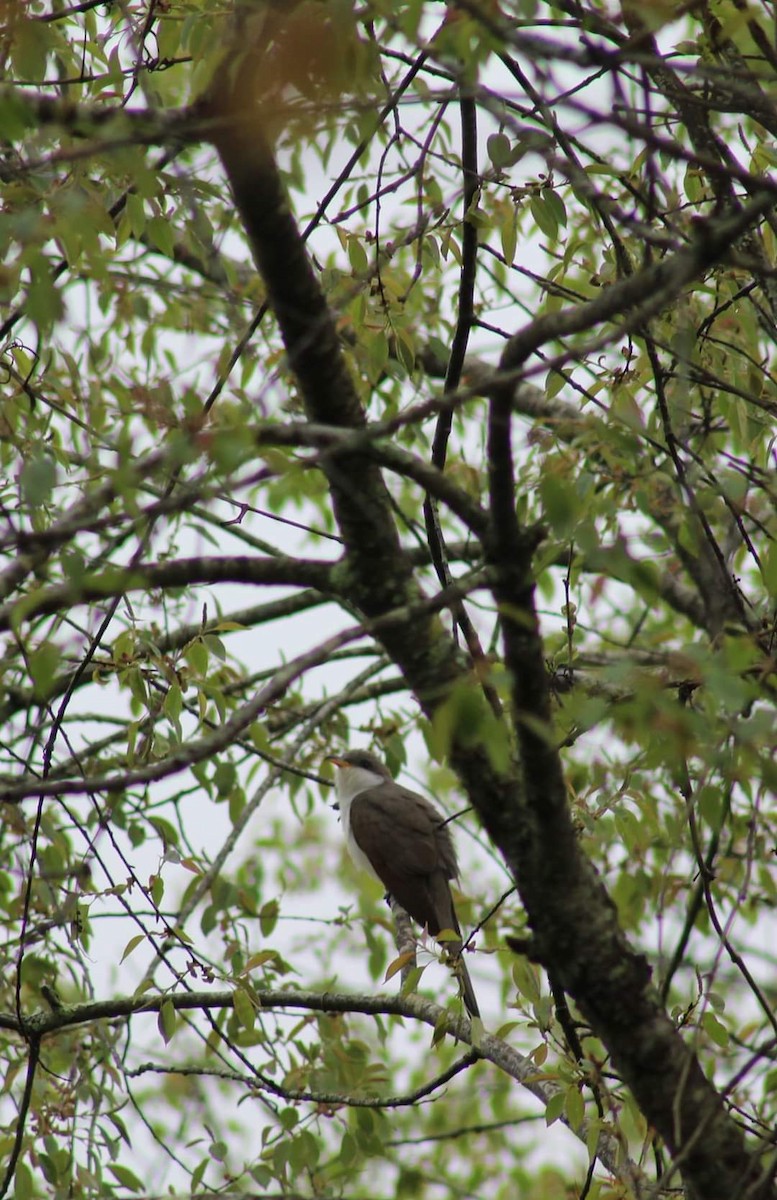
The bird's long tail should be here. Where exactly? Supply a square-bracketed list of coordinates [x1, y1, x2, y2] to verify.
[447, 940, 479, 1019]
[457, 952, 480, 1019]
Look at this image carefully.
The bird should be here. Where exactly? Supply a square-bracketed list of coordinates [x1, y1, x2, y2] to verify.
[326, 748, 479, 1019]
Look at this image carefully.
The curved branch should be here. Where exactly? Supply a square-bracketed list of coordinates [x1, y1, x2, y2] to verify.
[252, 422, 489, 536]
[0, 622, 362, 802]
[0, 987, 644, 1193]
[127, 1049, 480, 1111]
[0, 555, 333, 633]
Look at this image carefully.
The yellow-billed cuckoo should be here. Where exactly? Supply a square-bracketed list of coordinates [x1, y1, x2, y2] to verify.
[326, 749, 479, 1019]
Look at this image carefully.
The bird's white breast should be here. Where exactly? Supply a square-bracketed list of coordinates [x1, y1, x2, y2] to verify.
[334, 765, 385, 882]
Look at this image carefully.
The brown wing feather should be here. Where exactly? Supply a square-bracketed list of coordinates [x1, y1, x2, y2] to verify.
[349, 781, 480, 1018]
[349, 784, 461, 937]
[352, 781, 459, 875]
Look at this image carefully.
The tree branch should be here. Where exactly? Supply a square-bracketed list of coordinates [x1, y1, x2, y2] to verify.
[0, 555, 333, 633]
[484, 375, 776, 1198]
[0, 987, 644, 1193]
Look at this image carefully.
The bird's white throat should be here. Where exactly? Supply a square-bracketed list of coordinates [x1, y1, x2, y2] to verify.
[333, 764, 385, 806]
[333, 764, 385, 881]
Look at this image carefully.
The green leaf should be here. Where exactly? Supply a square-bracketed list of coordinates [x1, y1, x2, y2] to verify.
[146, 215, 175, 258]
[214, 761, 237, 798]
[702, 1012, 729, 1048]
[184, 639, 209, 676]
[191, 1157, 209, 1192]
[25, 272, 65, 329]
[125, 192, 146, 238]
[400, 963, 426, 997]
[259, 899, 279, 937]
[107, 1112, 132, 1148]
[288, 1129, 320, 1175]
[339, 1130, 358, 1167]
[120, 934, 145, 963]
[500, 210, 517, 264]
[512, 957, 542, 1004]
[762, 542, 777, 598]
[697, 785, 725, 833]
[565, 1084, 585, 1131]
[29, 643, 61, 700]
[0, 93, 36, 140]
[543, 187, 567, 229]
[13, 1161, 33, 1200]
[148, 816, 179, 848]
[539, 474, 576, 535]
[163, 682, 183, 729]
[234, 986, 256, 1031]
[279, 1107, 299, 1132]
[108, 1164, 143, 1192]
[384, 950, 416, 982]
[530, 192, 559, 240]
[11, 19, 50, 78]
[157, 999, 177, 1045]
[228, 786, 246, 825]
[347, 236, 369, 275]
[20, 454, 57, 506]
[545, 1091, 565, 1126]
[487, 132, 512, 167]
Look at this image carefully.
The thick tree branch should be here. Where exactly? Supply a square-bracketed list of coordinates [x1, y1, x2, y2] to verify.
[204, 51, 518, 833]
[252, 421, 489, 536]
[0, 987, 644, 1193]
[200, 31, 776, 1200]
[0, 555, 333, 633]
[483, 375, 776, 1200]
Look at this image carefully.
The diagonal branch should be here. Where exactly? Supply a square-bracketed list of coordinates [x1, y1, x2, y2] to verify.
[499, 191, 777, 379]
[0, 571, 488, 803]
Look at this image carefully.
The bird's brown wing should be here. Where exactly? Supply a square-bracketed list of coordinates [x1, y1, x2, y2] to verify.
[349, 783, 461, 938]
[350, 782, 480, 1018]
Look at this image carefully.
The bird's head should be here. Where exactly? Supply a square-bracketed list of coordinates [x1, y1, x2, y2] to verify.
[325, 749, 392, 801]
